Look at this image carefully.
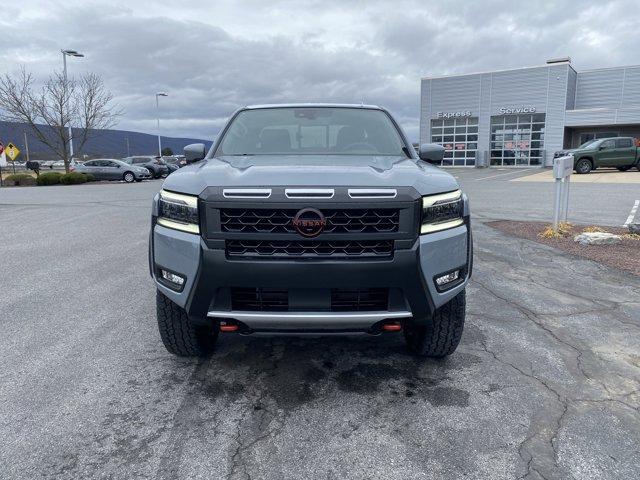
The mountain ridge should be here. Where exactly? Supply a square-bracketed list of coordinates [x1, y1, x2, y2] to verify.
[0, 121, 213, 160]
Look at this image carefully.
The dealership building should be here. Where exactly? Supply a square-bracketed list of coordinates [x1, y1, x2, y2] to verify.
[419, 58, 640, 167]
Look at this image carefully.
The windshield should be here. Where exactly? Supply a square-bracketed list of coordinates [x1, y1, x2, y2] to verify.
[217, 107, 406, 156]
[578, 139, 598, 149]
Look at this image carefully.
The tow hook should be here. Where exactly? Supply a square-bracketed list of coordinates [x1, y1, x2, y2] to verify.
[382, 321, 402, 332]
[219, 321, 239, 332]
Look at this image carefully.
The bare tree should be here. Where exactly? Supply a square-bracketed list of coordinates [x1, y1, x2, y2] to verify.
[0, 67, 122, 173]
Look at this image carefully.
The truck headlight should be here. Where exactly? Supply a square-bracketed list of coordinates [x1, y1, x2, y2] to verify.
[157, 189, 200, 234]
[421, 190, 464, 234]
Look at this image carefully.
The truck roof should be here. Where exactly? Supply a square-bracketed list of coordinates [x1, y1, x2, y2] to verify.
[244, 103, 382, 110]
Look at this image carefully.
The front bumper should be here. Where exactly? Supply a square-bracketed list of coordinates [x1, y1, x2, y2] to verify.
[150, 222, 471, 332]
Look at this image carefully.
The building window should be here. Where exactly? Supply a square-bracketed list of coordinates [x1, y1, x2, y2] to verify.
[431, 117, 478, 166]
[578, 132, 618, 146]
[490, 114, 545, 166]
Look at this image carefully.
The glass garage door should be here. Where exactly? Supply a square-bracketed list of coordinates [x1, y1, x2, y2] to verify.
[431, 117, 478, 166]
[490, 114, 545, 166]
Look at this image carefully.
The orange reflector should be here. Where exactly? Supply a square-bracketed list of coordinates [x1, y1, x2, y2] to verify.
[382, 322, 402, 332]
[220, 323, 238, 332]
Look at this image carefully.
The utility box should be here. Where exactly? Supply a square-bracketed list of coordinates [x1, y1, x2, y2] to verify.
[553, 155, 573, 179]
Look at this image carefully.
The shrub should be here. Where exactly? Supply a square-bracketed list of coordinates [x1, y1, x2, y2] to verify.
[59, 172, 88, 185]
[539, 226, 563, 239]
[4, 173, 36, 186]
[539, 222, 573, 239]
[82, 173, 96, 182]
[582, 226, 605, 233]
[622, 233, 640, 240]
[37, 172, 62, 186]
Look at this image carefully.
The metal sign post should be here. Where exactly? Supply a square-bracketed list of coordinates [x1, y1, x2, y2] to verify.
[5, 143, 21, 175]
[552, 154, 573, 228]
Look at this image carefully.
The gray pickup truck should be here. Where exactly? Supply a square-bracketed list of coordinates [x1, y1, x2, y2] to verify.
[149, 104, 472, 358]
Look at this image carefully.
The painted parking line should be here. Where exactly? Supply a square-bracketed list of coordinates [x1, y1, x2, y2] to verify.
[513, 170, 640, 183]
[623, 200, 639, 227]
[475, 169, 533, 181]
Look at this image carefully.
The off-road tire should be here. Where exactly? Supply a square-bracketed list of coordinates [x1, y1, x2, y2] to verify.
[156, 291, 217, 356]
[123, 171, 135, 183]
[575, 159, 592, 174]
[403, 289, 466, 358]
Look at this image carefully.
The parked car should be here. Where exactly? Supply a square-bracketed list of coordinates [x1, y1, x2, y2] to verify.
[569, 137, 640, 174]
[161, 156, 181, 173]
[74, 159, 151, 182]
[122, 156, 169, 179]
[38, 160, 57, 169]
[52, 159, 82, 169]
[149, 103, 472, 359]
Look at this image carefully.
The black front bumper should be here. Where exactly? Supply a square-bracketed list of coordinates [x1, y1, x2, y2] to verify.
[186, 239, 437, 326]
[151, 187, 472, 332]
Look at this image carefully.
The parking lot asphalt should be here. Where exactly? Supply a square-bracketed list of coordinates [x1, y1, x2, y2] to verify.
[1, 175, 639, 479]
[449, 168, 640, 227]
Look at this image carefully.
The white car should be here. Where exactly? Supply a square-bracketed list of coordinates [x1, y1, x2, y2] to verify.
[52, 159, 82, 168]
[40, 160, 57, 169]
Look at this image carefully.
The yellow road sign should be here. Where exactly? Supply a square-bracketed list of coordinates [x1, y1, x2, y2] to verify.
[5, 142, 20, 161]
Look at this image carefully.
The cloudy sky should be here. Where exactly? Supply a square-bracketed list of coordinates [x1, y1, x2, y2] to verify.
[2, 0, 640, 141]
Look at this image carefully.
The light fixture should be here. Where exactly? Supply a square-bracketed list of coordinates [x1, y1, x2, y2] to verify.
[434, 269, 464, 292]
[161, 269, 185, 286]
[157, 189, 200, 234]
[62, 49, 84, 57]
[421, 190, 464, 234]
[436, 270, 459, 287]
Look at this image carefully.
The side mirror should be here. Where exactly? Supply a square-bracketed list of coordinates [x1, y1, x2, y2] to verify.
[184, 143, 206, 163]
[418, 143, 446, 164]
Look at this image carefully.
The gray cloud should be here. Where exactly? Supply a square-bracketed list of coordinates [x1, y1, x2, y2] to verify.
[2, 0, 640, 142]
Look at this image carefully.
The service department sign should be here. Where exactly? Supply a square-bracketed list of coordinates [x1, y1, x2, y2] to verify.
[498, 106, 536, 114]
[436, 110, 472, 119]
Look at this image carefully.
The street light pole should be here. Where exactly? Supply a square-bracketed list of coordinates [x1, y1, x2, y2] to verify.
[61, 49, 84, 164]
[155, 92, 168, 157]
[24, 131, 30, 163]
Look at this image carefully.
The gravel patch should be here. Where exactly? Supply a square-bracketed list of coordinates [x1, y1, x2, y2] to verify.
[488, 220, 640, 277]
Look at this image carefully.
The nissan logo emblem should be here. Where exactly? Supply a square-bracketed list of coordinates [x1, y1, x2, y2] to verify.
[292, 208, 326, 237]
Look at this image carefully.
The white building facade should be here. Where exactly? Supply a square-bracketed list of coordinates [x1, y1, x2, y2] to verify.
[420, 60, 640, 167]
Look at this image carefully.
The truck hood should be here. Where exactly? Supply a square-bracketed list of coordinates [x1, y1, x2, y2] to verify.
[162, 155, 459, 196]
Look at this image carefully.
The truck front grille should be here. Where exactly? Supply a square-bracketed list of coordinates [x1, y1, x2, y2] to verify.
[220, 208, 400, 234]
[229, 287, 389, 312]
[226, 240, 393, 259]
[330, 288, 389, 311]
[231, 288, 288, 311]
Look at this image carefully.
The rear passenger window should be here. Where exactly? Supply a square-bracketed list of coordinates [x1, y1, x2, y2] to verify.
[615, 138, 632, 148]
